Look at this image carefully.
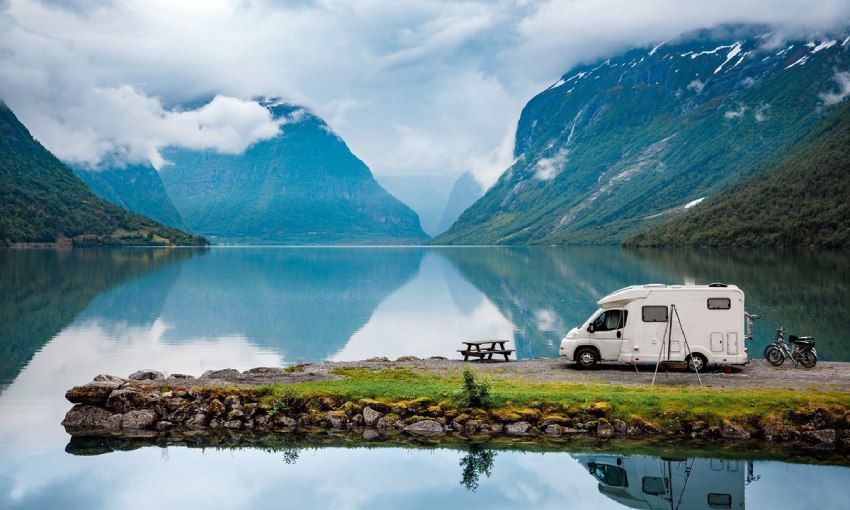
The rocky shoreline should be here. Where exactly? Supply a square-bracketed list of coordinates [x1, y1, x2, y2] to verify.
[62, 365, 850, 451]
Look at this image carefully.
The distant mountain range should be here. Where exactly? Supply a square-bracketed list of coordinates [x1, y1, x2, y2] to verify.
[72, 163, 184, 228]
[436, 26, 850, 246]
[0, 102, 205, 246]
[437, 171, 484, 236]
[159, 99, 428, 244]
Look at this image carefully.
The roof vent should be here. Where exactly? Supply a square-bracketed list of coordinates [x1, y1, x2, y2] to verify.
[708, 282, 728, 288]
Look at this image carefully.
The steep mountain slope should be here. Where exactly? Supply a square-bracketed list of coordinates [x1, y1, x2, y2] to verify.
[625, 98, 850, 247]
[72, 163, 183, 228]
[0, 102, 206, 246]
[437, 171, 484, 235]
[161, 99, 428, 244]
[436, 27, 850, 245]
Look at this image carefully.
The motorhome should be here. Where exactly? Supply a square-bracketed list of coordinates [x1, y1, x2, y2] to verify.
[559, 284, 748, 370]
[573, 453, 747, 509]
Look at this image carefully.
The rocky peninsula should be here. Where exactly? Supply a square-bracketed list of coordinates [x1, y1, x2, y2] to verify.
[61, 359, 850, 451]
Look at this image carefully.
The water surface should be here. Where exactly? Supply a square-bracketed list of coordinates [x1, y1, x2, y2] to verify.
[1, 246, 849, 509]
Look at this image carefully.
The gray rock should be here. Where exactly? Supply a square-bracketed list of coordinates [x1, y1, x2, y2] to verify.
[93, 374, 126, 383]
[597, 419, 615, 439]
[801, 429, 836, 447]
[156, 421, 174, 431]
[201, 369, 241, 380]
[362, 406, 383, 426]
[122, 409, 157, 430]
[612, 419, 627, 434]
[545, 424, 563, 436]
[429, 356, 448, 360]
[376, 416, 395, 431]
[106, 388, 152, 413]
[404, 420, 444, 436]
[365, 357, 390, 362]
[274, 415, 297, 429]
[223, 419, 242, 430]
[720, 422, 751, 440]
[396, 355, 420, 362]
[242, 367, 282, 376]
[65, 381, 122, 405]
[185, 413, 208, 429]
[326, 413, 347, 429]
[351, 413, 364, 425]
[170, 373, 194, 379]
[128, 370, 164, 381]
[363, 428, 380, 440]
[506, 421, 531, 436]
[561, 427, 587, 435]
[62, 405, 123, 432]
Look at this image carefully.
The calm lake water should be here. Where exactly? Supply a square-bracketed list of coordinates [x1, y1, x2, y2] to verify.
[1, 246, 849, 509]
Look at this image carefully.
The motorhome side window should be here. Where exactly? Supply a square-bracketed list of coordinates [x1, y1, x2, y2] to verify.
[591, 310, 622, 331]
[707, 298, 731, 310]
[642, 305, 668, 322]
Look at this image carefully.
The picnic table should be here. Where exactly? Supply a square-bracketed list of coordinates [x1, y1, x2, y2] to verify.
[458, 339, 514, 362]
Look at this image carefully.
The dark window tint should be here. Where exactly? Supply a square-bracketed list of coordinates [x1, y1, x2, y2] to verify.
[642, 477, 666, 495]
[707, 493, 732, 508]
[591, 310, 622, 331]
[642, 305, 668, 322]
[707, 298, 731, 310]
[588, 463, 628, 487]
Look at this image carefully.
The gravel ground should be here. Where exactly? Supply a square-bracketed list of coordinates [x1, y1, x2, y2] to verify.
[152, 358, 850, 392]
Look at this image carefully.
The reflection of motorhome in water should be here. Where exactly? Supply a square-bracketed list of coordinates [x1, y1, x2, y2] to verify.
[559, 284, 748, 370]
[574, 453, 745, 509]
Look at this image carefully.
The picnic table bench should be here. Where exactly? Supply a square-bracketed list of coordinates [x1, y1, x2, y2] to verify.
[458, 339, 514, 362]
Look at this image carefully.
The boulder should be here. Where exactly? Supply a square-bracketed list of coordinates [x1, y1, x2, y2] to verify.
[62, 405, 123, 432]
[326, 412, 347, 429]
[274, 415, 298, 429]
[65, 380, 122, 405]
[396, 356, 420, 362]
[506, 421, 531, 436]
[200, 369, 241, 381]
[106, 388, 152, 413]
[612, 419, 627, 434]
[545, 424, 563, 436]
[128, 370, 164, 381]
[185, 413, 208, 429]
[403, 420, 444, 436]
[720, 422, 751, 441]
[363, 406, 383, 426]
[801, 429, 836, 448]
[365, 357, 390, 362]
[156, 421, 174, 431]
[597, 419, 615, 438]
[94, 374, 126, 383]
[170, 373, 194, 379]
[121, 410, 158, 430]
[363, 428, 380, 441]
[223, 419, 243, 430]
[376, 416, 396, 431]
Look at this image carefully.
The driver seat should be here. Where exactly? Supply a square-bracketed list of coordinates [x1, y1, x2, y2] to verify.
[789, 335, 815, 346]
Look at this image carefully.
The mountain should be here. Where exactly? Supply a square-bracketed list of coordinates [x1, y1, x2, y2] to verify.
[72, 163, 183, 228]
[625, 98, 850, 247]
[437, 171, 484, 235]
[378, 173, 456, 236]
[0, 102, 206, 246]
[435, 26, 850, 245]
[160, 99, 428, 244]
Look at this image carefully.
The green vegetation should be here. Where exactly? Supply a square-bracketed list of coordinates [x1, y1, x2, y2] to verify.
[626, 99, 850, 247]
[435, 29, 850, 245]
[0, 102, 206, 246]
[454, 368, 501, 408]
[249, 366, 849, 429]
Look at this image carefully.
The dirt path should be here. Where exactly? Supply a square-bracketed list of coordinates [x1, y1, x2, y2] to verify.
[157, 359, 850, 391]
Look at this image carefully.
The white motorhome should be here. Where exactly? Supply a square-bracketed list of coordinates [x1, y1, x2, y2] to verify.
[573, 453, 746, 510]
[559, 284, 748, 370]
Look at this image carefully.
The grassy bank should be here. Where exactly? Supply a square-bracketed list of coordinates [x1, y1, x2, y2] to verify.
[242, 367, 849, 433]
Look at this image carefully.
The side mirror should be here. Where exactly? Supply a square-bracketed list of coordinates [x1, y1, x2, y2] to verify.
[587, 325, 595, 333]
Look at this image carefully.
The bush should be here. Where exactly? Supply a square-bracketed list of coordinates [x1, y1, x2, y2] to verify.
[455, 368, 501, 408]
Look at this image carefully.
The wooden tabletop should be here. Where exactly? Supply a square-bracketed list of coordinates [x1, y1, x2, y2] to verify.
[462, 340, 508, 346]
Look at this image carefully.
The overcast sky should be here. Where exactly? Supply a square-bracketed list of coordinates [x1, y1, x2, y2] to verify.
[1, 0, 849, 186]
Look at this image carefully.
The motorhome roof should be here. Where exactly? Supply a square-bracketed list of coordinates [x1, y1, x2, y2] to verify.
[597, 283, 742, 307]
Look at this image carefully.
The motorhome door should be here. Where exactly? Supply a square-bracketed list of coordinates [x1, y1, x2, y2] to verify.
[588, 309, 626, 360]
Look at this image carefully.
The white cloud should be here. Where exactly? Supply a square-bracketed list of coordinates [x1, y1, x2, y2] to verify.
[754, 102, 771, 122]
[687, 79, 706, 94]
[533, 147, 569, 181]
[1, 0, 850, 181]
[724, 104, 748, 119]
[819, 70, 850, 106]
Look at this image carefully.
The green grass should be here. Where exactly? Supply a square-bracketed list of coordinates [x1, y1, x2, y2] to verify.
[247, 367, 850, 428]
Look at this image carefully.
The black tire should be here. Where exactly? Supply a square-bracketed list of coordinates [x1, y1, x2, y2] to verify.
[686, 353, 708, 372]
[800, 350, 817, 369]
[575, 347, 598, 369]
[763, 345, 775, 359]
[765, 346, 785, 367]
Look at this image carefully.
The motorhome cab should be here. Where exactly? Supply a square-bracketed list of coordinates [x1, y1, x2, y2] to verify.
[559, 284, 748, 371]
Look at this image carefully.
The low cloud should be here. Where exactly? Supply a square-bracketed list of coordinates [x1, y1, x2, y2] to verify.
[723, 104, 748, 120]
[819, 70, 850, 106]
[754, 103, 770, 122]
[687, 79, 706, 93]
[534, 147, 569, 181]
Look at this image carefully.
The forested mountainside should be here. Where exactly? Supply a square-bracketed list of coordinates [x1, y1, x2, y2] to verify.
[625, 98, 850, 247]
[73, 163, 183, 228]
[436, 26, 850, 245]
[0, 102, 206, 246]
[160, 99, 428, 244]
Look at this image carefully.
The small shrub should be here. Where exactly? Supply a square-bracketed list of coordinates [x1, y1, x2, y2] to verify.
[455, 368, 501, 408]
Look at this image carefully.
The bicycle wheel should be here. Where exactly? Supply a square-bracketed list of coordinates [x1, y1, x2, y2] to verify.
[765, 346, 785, 367]
[801, 350, 817, 369]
